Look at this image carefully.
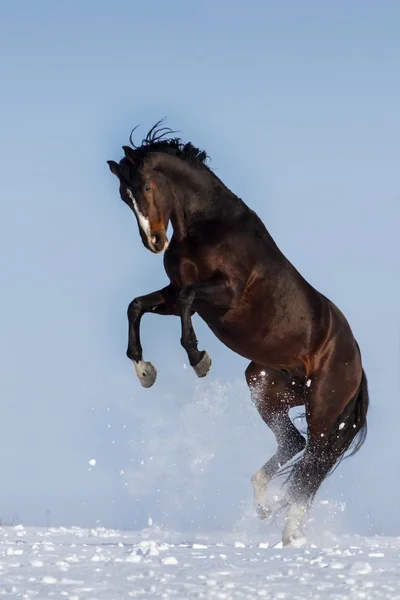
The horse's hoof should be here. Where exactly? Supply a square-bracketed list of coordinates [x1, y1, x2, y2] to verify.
[134, 360, 157, 388]
[282, 532, 307, 548]
[256, 504, 271, 520]
[282, 535, 307, 548]
[193, 351, 212, 378]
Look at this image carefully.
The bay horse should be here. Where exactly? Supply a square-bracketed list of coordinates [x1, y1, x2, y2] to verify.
[107, 120, 369, 546]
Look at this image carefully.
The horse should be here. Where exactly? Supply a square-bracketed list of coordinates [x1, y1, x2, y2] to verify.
[107, 120, 369, 546]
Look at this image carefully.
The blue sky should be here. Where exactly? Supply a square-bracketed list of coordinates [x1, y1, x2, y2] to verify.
[0, 1, 399, 535]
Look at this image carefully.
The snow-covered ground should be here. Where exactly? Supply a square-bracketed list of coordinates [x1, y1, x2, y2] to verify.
[2, 523, 400, 599]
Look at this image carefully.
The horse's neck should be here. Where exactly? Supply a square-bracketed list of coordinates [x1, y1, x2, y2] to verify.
[169, 185, 208, 242]
[158, 160, 216, 237]
[154, 152, 241, 241]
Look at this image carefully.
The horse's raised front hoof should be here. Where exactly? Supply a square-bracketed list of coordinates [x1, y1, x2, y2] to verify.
[134, 360, 158, 388]
[193, 351, 212, 378]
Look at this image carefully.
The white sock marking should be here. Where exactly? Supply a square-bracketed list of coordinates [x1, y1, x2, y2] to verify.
[251, 469, 270, 508]
[283, 503, 306, 543]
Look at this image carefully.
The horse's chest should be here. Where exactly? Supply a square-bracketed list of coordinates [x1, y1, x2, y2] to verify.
[164, 250, 211, 288]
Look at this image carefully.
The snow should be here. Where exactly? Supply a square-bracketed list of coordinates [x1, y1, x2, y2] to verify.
[2, 525, 400, 598]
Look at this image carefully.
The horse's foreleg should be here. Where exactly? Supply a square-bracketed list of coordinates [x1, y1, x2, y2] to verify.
[178, 276, 233, 378]
[127, 284, 179, 387]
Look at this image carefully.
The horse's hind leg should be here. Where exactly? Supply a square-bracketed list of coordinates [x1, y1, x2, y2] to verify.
[245, 362, 306, 519]
[281, 352, 368, 546]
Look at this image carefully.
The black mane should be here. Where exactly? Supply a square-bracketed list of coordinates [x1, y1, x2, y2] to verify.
[126, 118, 210, 168]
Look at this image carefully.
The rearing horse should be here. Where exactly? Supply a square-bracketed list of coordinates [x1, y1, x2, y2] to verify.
[107, 121, 369, 546]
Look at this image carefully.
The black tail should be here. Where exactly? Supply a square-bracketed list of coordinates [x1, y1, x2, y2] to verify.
[331, 367, 369, 466]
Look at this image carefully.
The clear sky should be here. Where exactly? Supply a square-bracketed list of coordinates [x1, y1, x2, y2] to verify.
[0, 1, 399, 536]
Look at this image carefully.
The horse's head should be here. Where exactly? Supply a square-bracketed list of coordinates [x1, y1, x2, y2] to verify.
[107, 146, 171, 254]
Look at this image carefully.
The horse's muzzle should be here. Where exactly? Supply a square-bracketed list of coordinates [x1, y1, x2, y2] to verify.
[149, 233, 169, 254]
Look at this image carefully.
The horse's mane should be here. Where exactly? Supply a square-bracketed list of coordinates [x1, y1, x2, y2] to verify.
[126, 118, 210, 168]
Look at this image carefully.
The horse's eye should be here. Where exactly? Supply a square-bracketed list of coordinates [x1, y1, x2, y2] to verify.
[145, 184, 151, 192]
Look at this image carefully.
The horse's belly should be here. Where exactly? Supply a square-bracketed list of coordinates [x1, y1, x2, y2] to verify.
[196, 307, 305, 369]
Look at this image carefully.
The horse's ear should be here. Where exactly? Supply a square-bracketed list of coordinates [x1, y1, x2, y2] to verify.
[107, 160, 120, 176]
[122, 145, 137, 164]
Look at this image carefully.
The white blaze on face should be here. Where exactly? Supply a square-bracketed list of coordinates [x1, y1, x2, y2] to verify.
[126, 188, 152, 244]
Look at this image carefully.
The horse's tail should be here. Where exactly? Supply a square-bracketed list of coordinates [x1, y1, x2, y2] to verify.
[330, 367, 369, 469]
